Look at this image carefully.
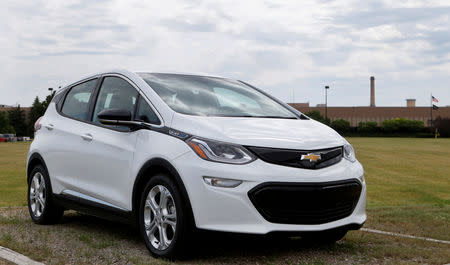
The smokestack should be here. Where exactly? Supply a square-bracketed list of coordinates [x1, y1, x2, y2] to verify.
[370, 76, 375, 107]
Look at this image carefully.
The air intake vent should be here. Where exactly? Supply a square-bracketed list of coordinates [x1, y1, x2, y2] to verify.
[248, 179, 362, 225]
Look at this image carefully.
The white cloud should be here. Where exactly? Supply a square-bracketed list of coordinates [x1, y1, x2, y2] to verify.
[0, 0, 449, 107]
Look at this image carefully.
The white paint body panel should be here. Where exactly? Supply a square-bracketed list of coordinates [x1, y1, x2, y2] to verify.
[171, 113, 345, 149]
[28, 69, 366, 234]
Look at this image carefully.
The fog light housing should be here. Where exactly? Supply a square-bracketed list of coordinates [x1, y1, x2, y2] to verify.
[203, 176, 242, 188]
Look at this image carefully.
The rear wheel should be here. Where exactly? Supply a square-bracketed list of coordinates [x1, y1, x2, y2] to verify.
[27, 165, 64, 224]
[139, 174, 190, 259]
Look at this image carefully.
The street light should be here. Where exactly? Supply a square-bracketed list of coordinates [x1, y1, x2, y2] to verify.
[325, 85, 330, 122]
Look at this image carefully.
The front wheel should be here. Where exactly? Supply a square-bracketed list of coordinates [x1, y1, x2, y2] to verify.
[139, 174, 190, 259]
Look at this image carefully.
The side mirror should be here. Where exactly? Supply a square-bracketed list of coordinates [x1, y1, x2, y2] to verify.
[97, 108, 135, 126]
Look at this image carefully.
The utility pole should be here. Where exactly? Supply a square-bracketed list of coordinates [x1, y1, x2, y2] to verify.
[430, 93, 433, 128]
[325, 85, 330, 122]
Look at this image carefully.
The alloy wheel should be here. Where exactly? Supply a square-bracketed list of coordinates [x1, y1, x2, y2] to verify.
[143, 185, 177, 250]
[29, 172, 46, 218]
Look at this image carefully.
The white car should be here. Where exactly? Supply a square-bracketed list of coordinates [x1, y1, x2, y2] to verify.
[27, 69, 366, 258]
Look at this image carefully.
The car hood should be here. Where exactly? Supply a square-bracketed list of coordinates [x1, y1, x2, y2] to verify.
[170, 114, 345, 150]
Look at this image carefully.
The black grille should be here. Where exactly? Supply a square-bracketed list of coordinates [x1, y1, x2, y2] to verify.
[248, 179, 362, 225]
[246, 146, 342, 169]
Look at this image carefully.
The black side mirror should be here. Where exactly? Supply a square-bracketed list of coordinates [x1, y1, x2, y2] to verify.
[97, 108, 134, 126]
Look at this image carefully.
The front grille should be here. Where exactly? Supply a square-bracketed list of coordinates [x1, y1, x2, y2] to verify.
[248, 179, 362, 225]
[246, 146, 342, 169]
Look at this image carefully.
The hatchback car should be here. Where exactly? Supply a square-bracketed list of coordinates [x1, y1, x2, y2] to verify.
[27, 69, 366, 258]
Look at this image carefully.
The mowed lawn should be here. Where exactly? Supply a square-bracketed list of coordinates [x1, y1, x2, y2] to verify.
[347, 138, 450, 241]
[0, 142, 29, 207]
[0, 138, 449, 264]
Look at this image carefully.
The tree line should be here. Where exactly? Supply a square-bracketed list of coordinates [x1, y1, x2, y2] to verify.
[0, 91, 55, 136]
[305, 110, 449, 137]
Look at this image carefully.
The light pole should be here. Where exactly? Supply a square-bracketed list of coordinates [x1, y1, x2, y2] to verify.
[325, 85, 330, 122]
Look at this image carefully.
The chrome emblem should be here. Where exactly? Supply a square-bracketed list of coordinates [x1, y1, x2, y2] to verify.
[301, 153, 321, 162]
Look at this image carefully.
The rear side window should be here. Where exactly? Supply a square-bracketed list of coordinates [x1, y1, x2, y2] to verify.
[61, 79, 97, 121]
[136, 98, 161, 125]
[92, 76, 138, 126]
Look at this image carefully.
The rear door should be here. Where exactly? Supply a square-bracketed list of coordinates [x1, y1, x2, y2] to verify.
[44, 78, 99, 194]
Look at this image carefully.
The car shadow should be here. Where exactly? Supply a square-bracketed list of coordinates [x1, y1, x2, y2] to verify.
[58, 211, 356, 262]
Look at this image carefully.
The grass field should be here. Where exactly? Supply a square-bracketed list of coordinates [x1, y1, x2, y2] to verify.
[0, 138, 449, 264]
[0, 142, 29, 207]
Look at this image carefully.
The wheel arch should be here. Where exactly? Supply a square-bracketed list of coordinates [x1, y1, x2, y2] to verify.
[27, 152, 56, 196]
[132, 158, 195, 226]
[27, 153, 49, 183]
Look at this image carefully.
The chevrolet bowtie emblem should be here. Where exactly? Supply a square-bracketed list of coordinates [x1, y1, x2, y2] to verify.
[301, 153, 321, 162]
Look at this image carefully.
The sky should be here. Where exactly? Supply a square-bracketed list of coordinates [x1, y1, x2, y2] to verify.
[0, 0, 449, 107]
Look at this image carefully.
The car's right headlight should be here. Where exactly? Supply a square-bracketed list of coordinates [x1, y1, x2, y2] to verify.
[187, 137, 256, 164]
[343, 141, 356, 163]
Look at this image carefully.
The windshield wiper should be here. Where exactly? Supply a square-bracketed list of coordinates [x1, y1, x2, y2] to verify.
[209, 114, 298, 119]
[252, 116, 298, 119]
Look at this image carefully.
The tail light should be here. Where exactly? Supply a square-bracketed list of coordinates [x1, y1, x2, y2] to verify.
[34, 116, 43, 132]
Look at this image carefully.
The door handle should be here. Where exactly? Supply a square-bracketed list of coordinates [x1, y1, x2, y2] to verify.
[81, 133, 93, 142]
[45, 124, 54, 130]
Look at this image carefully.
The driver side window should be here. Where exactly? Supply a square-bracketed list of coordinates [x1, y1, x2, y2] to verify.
[92, 76, 138, 130]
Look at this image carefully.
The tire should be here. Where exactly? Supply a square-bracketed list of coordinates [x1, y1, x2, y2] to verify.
[139, 174, 191, 259]
[27, 164, 64, 224]
[301, 228, 348, 244]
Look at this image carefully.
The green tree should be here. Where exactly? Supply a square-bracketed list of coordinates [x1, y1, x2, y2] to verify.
[28, 96, 45, 136]
[304, 110, 330, 125]
[330, 119, 350, 134]
[358, 121, 378, 134]
[382, 118, 424, 134]
[42, 90, 56, 110]
[8, 106, 28, 136]
[0, 111, 15, 134]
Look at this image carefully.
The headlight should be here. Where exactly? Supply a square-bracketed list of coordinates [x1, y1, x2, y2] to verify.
[343, 142, 356, 162]
[187, 137, 256, 164]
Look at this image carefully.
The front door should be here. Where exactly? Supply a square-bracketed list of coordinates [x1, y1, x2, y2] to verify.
[76, 76, 140, 210]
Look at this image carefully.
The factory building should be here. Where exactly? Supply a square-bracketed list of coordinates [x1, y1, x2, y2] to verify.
[289, 77, 449, 127]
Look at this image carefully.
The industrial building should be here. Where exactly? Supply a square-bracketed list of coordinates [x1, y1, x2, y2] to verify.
[289, 77, 450, 127]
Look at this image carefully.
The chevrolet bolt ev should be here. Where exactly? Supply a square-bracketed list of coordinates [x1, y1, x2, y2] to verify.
[27, 69, 366, 258]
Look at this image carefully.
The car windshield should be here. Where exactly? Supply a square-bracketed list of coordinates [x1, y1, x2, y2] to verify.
[138, 73, 297, 119]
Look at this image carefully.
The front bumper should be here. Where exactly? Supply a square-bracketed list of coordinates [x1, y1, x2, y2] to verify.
[172, 151, 366, 234]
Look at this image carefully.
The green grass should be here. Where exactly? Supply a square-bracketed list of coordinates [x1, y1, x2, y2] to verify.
[0, 142, 29, 207]
[0, 139, 449, 264]
[348, 138, 450, 207]
[1, 139, 449, 235]
[348, 138, 450, 240]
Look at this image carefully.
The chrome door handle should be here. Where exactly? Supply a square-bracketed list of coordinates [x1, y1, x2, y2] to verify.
[45, 124, 54, 130]
[81, 133, 93, 141]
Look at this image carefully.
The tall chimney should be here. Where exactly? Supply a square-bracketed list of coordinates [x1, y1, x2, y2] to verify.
[370, 76, 375, 107]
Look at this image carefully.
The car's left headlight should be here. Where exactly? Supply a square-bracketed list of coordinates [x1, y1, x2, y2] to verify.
[187, 137, 256, 164]
[343, 141, 356, 162]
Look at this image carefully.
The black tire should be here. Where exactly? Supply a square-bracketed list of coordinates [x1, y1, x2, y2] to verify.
[27, 164, 64, 224]
[301, 228, 348, 244]
[139, 174, 191, 259]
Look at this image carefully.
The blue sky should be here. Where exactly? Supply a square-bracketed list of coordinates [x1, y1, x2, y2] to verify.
[1, 0, 449, 107]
